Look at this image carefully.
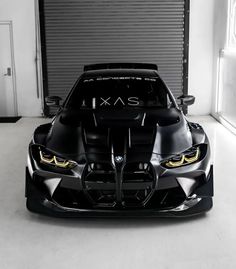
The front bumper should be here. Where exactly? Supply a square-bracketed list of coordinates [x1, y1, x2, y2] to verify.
[25, 163, 214, 217]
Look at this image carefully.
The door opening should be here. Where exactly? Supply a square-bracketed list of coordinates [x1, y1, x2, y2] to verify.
[0, 22, 17, 117]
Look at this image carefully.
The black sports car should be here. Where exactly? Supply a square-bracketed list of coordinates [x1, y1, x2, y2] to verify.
[26, 63, 213, 217]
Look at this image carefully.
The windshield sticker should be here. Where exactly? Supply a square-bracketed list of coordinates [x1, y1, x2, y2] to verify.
[82, 97, 140, 108]
[83, 77, 157, 83]
[99, 97, 140, 107]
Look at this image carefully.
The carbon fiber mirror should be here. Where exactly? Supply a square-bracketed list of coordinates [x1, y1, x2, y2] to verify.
[177, 95, 195, 106]
[45, 96, 62, 107]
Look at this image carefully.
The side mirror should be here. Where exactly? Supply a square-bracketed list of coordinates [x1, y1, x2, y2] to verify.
[45, 96, 62, 107]
[177, 95, 195, 106]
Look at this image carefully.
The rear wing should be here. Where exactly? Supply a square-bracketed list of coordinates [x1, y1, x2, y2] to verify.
[84, 63, 158, 72]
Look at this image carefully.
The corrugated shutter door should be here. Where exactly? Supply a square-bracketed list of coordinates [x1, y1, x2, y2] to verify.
[42, 0, 186, 113]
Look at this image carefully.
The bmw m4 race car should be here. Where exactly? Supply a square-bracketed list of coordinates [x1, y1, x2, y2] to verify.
[26, 63, 213, 217]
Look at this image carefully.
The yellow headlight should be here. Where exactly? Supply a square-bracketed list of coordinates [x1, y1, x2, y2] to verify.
[39, 150, 54, 164]
[39, 148, 76, 169]
[184, 147, 200, 163]
[165, 155, 185, 168]
[164, 147, 200, 168]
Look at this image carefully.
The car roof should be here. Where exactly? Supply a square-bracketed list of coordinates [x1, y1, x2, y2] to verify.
[82, 68, 159, 78]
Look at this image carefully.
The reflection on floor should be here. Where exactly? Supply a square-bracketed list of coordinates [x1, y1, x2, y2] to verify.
[0, 116, 235, 269]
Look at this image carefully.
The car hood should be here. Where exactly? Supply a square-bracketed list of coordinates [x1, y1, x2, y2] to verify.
[42, 108, 193, 162]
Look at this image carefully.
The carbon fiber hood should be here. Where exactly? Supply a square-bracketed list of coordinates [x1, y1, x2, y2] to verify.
[43, 108, 193, 162]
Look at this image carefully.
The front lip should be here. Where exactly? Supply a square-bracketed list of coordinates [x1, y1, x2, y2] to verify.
[47, 194, 202, 213]
[26, 192, 213, 218]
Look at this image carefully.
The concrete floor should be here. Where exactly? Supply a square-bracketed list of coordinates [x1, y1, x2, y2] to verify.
[0, 116, 235, 269]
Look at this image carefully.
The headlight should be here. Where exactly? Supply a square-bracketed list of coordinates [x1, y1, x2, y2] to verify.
[162, 146, 200, 168]
[39, 147, 76, 169]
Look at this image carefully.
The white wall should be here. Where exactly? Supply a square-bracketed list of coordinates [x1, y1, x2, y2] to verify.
[188, 0, 215, 115]
[211, 0, 229, 116]
[0, 0, 41, 117]
[188, 0, 229, 116]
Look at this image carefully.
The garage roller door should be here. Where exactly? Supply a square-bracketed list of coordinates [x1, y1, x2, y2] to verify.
[39, 0, 189, 114]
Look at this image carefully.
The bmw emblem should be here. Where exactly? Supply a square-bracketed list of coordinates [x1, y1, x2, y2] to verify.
[115, 156, 123, 163]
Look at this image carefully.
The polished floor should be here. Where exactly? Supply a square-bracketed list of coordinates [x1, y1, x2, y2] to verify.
[0, 116, 235, 269]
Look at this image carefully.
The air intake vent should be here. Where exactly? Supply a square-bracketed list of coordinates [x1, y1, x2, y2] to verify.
[122, 162, 155, 206]
[82, 162, 156, 207]
[83, 163, 116, 206]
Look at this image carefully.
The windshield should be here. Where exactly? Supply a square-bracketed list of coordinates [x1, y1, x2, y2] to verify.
[66, 76, 173, 109]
